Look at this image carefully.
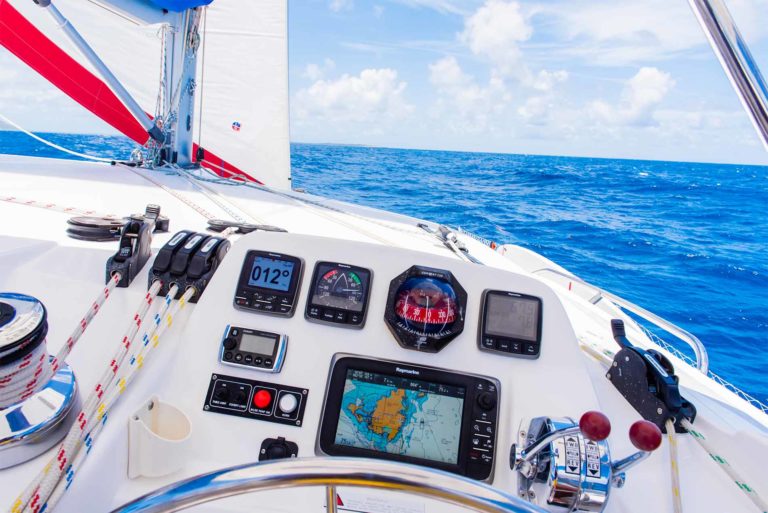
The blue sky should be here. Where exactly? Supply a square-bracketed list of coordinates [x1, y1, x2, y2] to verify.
[288, 0, 768, 165]
[2, 0, 768, 164]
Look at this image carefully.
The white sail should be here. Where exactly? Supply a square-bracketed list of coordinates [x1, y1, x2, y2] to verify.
[194, 0, 291, 188]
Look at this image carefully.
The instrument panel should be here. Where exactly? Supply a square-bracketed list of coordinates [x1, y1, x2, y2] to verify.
[181, 232, 591, 488]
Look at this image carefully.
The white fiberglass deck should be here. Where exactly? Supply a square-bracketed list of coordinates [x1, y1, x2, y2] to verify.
[0, 154, 766, 513]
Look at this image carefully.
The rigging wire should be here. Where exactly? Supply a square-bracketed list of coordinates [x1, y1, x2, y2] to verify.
[119, 164, 218, 221]
[1, 109, 478, 261]
[184, 162, 477, 254]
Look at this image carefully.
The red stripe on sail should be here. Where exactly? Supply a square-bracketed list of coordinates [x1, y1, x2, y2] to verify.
[193, 144, 261, 184]
[0, 0, 149, 144]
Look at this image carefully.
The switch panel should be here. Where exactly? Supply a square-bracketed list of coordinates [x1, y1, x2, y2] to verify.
[203, 373, 308, 427]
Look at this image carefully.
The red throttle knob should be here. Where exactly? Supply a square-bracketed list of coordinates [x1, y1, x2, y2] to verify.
[629, 420, 662, 452]
[579, 411, 611, 441]
[253, 389, 272, 409]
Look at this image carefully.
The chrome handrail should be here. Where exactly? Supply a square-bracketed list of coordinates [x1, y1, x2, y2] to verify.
[111, 457, 547, 513]
[532, 267, 709, 374]
[688, 0, 768, 149]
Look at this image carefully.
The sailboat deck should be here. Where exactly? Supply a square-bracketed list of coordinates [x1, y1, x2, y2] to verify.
[0, 154, 766, 512]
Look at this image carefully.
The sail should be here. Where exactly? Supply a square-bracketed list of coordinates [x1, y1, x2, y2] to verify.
[194, 0, 291, 188]
[0, 0, 291, 187]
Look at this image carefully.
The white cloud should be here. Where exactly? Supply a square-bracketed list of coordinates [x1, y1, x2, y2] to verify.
[530, 69, 568, 92]
[0, 54, 63, 108]
[459, 0, 532, 77]
[428, 56, 510, 132]
[588, 67, 675, 126]
[373, 4, 385, 17]
[302, 59, 336, 81]
[424, 1, 570, 133]
[537, 0, 767, 66]
[0, 66, 19, 84]
[391, 0, 477, 15]
[293, 68, 413, 124]
[329, 0, 354, 13]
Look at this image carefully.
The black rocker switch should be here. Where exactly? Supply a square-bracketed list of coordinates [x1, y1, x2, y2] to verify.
[259, 437, 298, 461]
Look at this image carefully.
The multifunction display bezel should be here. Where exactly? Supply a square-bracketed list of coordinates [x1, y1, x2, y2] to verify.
[478, 290, 543, 359]
[305, 261, 372, 329]
[318, 354, 499, 481]
[219, 325, 287, 373]
[234, 250, 303, 317]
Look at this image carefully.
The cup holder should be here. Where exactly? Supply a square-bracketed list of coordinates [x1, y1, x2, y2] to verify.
[128, 396, 192, 479]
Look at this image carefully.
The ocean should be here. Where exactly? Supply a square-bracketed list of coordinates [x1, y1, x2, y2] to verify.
[1, 131, 766, 404]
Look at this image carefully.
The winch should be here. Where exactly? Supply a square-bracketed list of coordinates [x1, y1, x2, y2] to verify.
[0, 293, 79, 469]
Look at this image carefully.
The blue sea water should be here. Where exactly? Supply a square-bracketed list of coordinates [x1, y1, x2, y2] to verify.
[1, 132, 766, 403]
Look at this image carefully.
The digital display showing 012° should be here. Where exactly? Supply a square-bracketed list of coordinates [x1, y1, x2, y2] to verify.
[247, 256, 295, 292]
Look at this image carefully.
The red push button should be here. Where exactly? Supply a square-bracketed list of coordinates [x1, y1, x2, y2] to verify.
[253, 389, 272, 409]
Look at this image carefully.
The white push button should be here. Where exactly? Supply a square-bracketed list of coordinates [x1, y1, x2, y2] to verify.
[278, 393, 298, 414]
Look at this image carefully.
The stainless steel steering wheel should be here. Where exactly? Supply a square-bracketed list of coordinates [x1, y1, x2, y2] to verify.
[111, 457, 547, 513]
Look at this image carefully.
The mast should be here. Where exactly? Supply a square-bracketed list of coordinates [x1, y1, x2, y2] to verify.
[158, 7, 202, 167]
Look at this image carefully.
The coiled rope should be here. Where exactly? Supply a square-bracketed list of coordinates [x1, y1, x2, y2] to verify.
[0, 274, 120, 409]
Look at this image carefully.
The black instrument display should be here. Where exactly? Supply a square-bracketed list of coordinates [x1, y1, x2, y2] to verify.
[247, 256, 295, 292]
[479, 290, 542, 358]
[318, 355, 499, 481]
[384, 266, 467, 352]
[306, 262, 371, 328]
[234, 250, 303, 317]
[219, 325, 287, 373]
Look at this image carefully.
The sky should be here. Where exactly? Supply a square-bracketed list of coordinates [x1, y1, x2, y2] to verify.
[1, 0, 768, 165]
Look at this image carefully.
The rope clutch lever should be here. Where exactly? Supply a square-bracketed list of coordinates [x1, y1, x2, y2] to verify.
[106, 205, 162, 287]
[607, 319, 696, 433]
